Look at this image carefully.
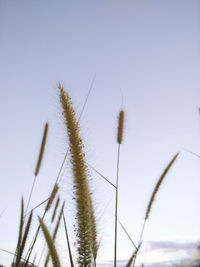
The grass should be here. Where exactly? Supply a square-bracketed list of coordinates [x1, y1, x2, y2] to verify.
[2, 84, 181, 267]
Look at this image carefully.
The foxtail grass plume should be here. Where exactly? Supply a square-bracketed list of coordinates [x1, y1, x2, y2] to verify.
[145, 153, 179, 220]
[25, 122, 49, 216]
[58, 83, 97, 266]
[45, 183, 59, 212]
[34, 122, 48, 176]
[51, 196, 60, 223]
[117, 110, 124, 144]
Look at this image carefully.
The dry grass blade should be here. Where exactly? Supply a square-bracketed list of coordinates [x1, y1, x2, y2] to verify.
[44, 201, 65, 267]
[0, 208, 6, 218]
[51, 196, 60, 223]
[25, 197, 49, 217]
[38, 217, 61, 267]
[117, 219, 137, 249]
[63, 212, 74, 267]
[15, 211, 33, 267]
[88, 164, 116, 188]
[183, 148, 200, 158]
[14, 197, 24, 263]
[58, 84, 97, 266]
[145, 153, 179, 220]
[45, 183, 59, 212]
[0, 248, 34, 265]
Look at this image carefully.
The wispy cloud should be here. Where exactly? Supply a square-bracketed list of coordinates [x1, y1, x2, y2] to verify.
[97, 241, 200, 267]
[144, 240, 197, 253]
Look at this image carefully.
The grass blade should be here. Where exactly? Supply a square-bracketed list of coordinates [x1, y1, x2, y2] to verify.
[63, 212, 74, 267]
[38, 216, 61, 267]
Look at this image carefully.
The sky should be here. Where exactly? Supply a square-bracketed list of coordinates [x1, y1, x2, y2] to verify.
[0, 0, 200, 266]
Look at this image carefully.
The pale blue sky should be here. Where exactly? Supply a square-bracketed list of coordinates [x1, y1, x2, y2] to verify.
[0, 0, 200, 266]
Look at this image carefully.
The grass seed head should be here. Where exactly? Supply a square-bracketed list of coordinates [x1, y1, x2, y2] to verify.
[117, 110, 124, 144]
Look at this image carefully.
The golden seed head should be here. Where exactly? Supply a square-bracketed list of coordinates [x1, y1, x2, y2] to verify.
[45, 183, 59, 212]
[145, 153, 179, 220]
[117, 110, 124, 144]
[58, 84, 97, 266]
[34, 122, 48, 176]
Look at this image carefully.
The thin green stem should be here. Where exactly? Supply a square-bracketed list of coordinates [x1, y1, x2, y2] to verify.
[114, 144, 120, 267]
[63, 212, 74, 267]
[23, 211, 46, 267]
[117, 219, 137, 249]
[132, 220, 146, 267]
[24, 175, 37, 216]
[25, 198, 49, 217]
[88, 163, 116, 188]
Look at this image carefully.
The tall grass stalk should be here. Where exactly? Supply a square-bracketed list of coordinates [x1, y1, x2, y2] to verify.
[63, 212, 74, 267]
[58, 84, 97, 266]
[133, 152, 179, 266]
[25, 122, 48, 216]
[114, 110, 124, 267]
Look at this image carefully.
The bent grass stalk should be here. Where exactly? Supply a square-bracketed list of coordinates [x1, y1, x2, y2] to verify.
[132, 152, 179, 266]
[25, 122, 48, 216]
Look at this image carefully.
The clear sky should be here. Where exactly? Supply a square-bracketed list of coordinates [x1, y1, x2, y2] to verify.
[0, 0, 200, 266]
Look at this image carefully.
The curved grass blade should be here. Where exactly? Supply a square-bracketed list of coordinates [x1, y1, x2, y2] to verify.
[38, 216, 61, 267]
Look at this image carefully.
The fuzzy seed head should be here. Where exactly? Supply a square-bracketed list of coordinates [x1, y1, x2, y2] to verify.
[117, 110, 124, 144]
[145, 153, 179, 220]
[34, 122, 48, 176]
[58, 84, 97, 266]
[45, 183, 59, 212]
